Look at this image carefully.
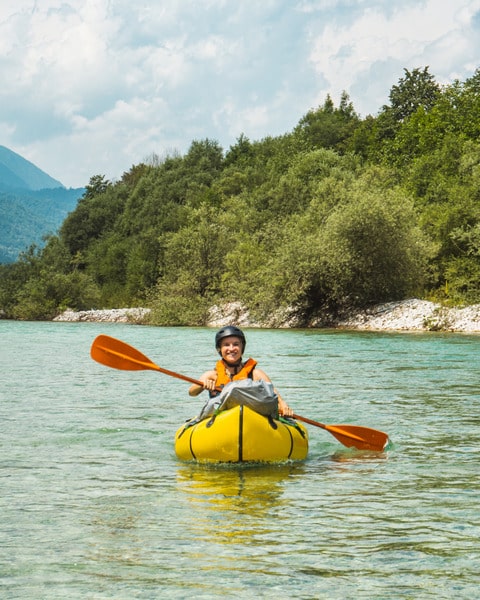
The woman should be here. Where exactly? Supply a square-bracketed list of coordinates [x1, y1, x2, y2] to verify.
[188, 325, 294, 417]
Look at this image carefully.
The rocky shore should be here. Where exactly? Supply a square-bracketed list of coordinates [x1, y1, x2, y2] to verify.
[334, 299, 480, 332]
[53, 299, 480, 332]
[53, 307, 151, 324]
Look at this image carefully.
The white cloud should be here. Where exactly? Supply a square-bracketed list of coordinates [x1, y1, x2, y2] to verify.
[308, 0, 480, 114]
[0, 0, 479, 187]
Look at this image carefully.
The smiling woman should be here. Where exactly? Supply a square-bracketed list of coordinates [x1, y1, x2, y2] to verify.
[188, 325, 294, 417]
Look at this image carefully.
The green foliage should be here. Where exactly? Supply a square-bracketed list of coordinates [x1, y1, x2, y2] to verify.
[387, 67, 441, 122]
[295, 92, 360, 153]
[442, 221, 480, 303]
[157, 204, 231, 297]
[252, 168, 432, 320]
[321, 182, 431, 306]
[224, 134, 254, 167]
[60, 177, 124, 259]
[0, 236, 101, 319]
[0, 252, 36, 315]
[372, 67, 442, 161]
[147, 280, 211, 326]
[2, 69, 480, 323]
[12, 270, 101, 320]
[263, 148, 360, 216]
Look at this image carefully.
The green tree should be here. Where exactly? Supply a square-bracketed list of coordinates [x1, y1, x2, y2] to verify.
[224, 133, 254, 167]
[295, 92, 360, 152]
[60, 182, 126, 259]
[0, 247, 39, 316]
[375, 67, 441, 147]
[149, 204, 231, 324]
[388, 67, 440, 121]
[266, 168, 432, 318]
[8, 236, 100, 319]
[83, 174, 111, 200]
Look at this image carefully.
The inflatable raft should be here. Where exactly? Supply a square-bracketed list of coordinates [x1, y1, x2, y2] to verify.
[174, 405, 309, 463]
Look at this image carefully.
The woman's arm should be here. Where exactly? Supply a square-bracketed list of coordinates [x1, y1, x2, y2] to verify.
[188, 369, 217, 396]
[253, 368, 293, 417]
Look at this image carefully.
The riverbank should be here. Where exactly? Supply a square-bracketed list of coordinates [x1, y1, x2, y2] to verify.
[53, 307, 151, 324]
[53, 299, 480, 332]
[334, 299, 480, 332]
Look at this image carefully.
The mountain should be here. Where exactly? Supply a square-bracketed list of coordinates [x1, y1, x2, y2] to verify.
[0, 146, 84, 263]
[0, 145, 64, 190]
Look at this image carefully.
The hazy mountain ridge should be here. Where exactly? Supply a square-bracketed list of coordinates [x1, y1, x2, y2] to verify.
[0, 146, 84, 263]
[0, 145, 64, 190]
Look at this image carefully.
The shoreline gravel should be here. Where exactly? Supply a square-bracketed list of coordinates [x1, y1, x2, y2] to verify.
[53, 299, 480, 332]
[53, 307, 151, 324]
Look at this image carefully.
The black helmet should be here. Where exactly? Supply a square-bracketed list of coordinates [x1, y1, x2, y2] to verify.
[215, 326, 246, 351]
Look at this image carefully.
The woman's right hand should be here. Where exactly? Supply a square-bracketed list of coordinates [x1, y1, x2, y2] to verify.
[202, 377, 217, 392]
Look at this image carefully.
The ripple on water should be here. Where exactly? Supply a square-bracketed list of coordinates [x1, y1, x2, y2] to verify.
[1, 323, 479, 598]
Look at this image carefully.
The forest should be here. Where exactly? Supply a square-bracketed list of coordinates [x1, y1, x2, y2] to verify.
[1, 66, 480, 326]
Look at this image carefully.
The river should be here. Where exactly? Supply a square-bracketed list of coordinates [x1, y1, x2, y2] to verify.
[1, 321, 479, 598]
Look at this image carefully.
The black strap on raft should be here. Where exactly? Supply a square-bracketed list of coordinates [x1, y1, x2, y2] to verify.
[267, 415, 278, 429]
[177, 416, 201, 437]
[206, 414, 217, 428]
[279, 416, 307, 438]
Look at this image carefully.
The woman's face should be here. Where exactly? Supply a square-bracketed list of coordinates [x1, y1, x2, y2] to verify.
[219, 336, 243, 364]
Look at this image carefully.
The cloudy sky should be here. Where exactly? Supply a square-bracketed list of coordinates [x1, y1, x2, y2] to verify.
[1, 0, 479, 188]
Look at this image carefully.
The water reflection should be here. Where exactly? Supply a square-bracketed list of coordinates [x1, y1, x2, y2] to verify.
[177, 463, 303, 510]
[329, 448, 391, 463]
[176, 463, 305, 545]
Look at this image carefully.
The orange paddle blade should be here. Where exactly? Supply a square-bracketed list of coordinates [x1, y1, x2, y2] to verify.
[293, 414, 390, 452]
[90, 334, 203, 386]
[91, 334, 156, 371]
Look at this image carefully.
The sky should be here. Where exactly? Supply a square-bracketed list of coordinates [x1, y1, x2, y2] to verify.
[1, 0, 479, 189]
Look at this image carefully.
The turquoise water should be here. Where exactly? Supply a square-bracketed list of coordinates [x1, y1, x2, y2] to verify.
[1, 321, 479, 599]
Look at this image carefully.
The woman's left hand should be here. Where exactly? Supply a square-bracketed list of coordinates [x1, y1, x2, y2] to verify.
[279, 399, 294, 417]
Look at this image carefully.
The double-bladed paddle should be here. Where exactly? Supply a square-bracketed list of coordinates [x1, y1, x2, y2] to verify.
[90, 334, 390, 451]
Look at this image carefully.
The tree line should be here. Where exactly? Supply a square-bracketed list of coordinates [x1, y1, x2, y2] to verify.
[1, 66, 480, 325]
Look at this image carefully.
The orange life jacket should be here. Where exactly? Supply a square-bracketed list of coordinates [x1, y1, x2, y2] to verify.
[212, 358, 258, 396]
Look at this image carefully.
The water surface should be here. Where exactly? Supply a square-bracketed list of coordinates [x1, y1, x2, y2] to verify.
[1, 321, 479, 598]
